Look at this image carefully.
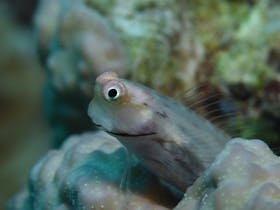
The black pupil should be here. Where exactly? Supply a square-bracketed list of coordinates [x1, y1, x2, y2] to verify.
[108, 88, 118, 98]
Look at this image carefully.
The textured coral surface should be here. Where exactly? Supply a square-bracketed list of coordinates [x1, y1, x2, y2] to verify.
[35, 0, 130, 145]
[9, 135, 280, 210]
[175, 139, 280, 210]
[8, 131, 178, 210]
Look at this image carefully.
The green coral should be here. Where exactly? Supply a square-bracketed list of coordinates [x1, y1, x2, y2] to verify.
[85, 0, 116, 15]
[213, 1, 276, 89]
[215, 43, 272, 89]
[111, 0, 186, 94]
[191, 0, 252, 51]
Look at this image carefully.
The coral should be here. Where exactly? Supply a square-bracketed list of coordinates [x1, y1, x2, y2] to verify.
[213, 1, 276, 89]
[35, 0, 129, 93]
[110, 0, 204, 95]
[9, 133, 280, 210]
[35, 0, 128, 89]
[8, 131, 178, 210]
[175, 138, 280, 210]
[189, 0, 252, 52]
[34, 0, 129, 144]
[190, 0, 280, 146]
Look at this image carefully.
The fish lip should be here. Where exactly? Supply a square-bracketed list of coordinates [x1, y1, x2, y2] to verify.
[93, 123, 157, 137]
[93, 122, 102, 128]
[107, 130, 157, 137]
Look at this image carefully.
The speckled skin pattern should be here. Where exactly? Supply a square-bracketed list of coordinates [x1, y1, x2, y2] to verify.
[175, 138, 280, 210]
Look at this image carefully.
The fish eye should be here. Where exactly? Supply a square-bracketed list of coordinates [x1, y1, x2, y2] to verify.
[106, 86, 120, 100]
[103, 80, 126, 101]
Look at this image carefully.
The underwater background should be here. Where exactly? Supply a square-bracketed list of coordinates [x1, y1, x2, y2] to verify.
[0, 0, 280, 209]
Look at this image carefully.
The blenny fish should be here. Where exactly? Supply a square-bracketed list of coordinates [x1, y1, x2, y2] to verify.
[88, 72, 230, 192]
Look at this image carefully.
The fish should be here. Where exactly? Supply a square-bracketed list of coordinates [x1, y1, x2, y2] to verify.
[88, 71, 230, 192]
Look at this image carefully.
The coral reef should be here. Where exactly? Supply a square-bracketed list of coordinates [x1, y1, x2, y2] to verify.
[35, 0, 204, 145]
[35, 0, 129, 145]
[109, 0, 204, 94]
[35, 0, 128, 89]
[36, 0, 204, 94]
[8, 131, 178, 210]
[175, 138, 280, 210]
[4, 0, 280, 209]
[209, 0, 280, 146]
[213, 1, 279, 87]
[9, 134, 280, 210]
[35, 0, 280, 147]
[181, 0, 280, 148]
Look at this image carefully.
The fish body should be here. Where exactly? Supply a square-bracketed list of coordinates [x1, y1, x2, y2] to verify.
[88, 72, 230, 192]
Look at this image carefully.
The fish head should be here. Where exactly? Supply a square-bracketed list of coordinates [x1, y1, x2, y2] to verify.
[88, 72, 156, 136]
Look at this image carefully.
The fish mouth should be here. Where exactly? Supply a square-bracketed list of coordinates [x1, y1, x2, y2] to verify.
[93, 122, 102, 128]
[93, 122, 156, 137]
[107, 130, 157, 137]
